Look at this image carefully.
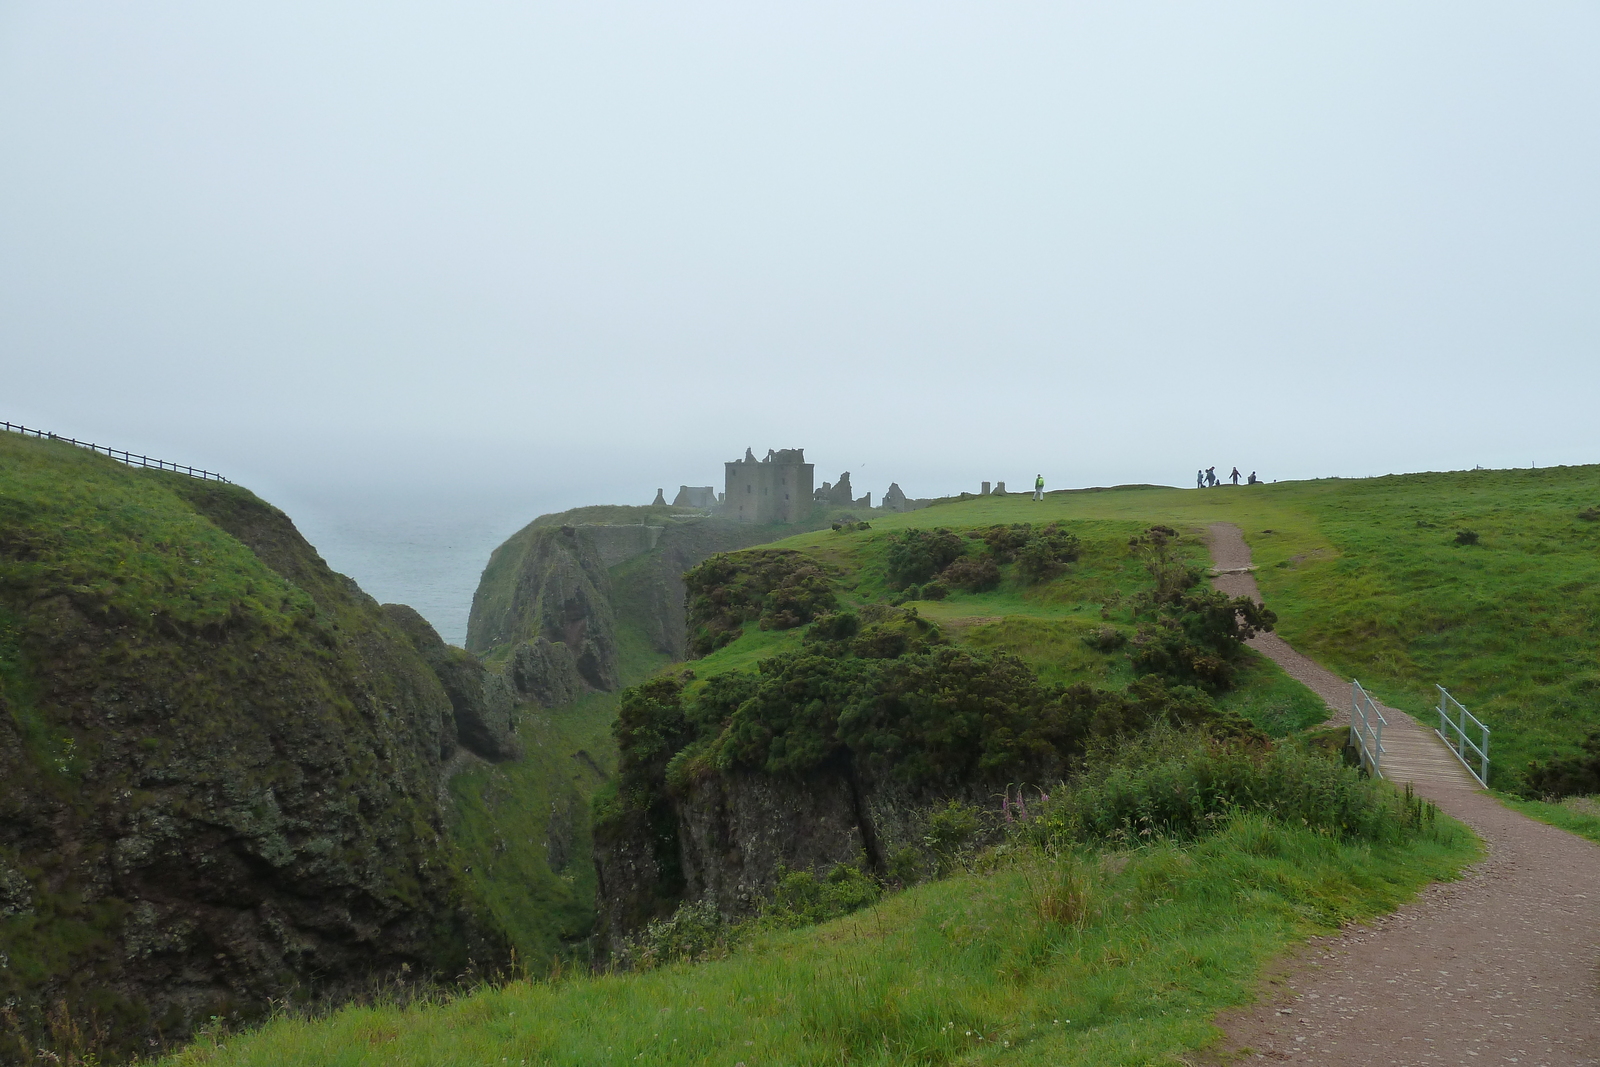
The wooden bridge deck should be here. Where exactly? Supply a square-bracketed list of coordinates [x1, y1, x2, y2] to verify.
[1366, 702, 1481, 789]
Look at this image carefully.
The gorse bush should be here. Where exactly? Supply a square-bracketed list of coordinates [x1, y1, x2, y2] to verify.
[1128, 524, 1201, 601]
[684, 550, 839, 655]
[1130, 588, 1276, 691]
[977, 522, 1084, 583]
[883, 528, 966, 589]
[940, 555, 1000, 592]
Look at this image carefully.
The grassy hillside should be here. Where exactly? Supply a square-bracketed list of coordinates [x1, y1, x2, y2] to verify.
[719, 468, 1600, 788]
[151, 468, 1579, 1067]
[681, 515, 1327, 740]
[164, 753, 1474, 1067]
[0, 434, 503, 1062]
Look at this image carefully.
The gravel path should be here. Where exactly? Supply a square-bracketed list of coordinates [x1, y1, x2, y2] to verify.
[1204, 522, 1600, 1066]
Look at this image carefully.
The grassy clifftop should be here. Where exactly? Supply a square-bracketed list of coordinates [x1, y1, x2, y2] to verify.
[669, 465, 1600, 787]
[0, 435, 504, 1063]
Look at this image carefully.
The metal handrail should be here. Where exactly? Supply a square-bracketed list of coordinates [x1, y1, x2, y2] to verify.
[1436, 685, 1489, 787]
[1350, 679, 1387, 779]
[1, 421, 228, 483]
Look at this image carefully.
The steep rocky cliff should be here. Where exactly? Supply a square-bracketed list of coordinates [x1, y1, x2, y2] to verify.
[466, 506, 837, 683]
[0, 436, 510, 1063]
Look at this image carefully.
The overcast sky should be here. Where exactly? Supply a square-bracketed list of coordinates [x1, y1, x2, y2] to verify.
[4, 3, 1598, 635]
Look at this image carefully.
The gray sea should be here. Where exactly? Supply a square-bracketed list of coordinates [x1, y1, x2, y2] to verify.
[286, 494, 553, 648]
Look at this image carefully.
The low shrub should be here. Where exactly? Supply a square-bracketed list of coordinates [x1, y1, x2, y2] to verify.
[762, 861, 881, 928]
[1016, 524, 1083, 583]
[940, 556, 1000, 592]
[1014, 727, 1439, 849]
[804, 611, 860, 643]
[1081, 625, 1127, 652]
[626, 900, 729, 969]
[1525, 731, 1600, 798]
[972, 522, 1083, 583]
[884, 528, 966, 589]
[1578, 507, 1600, 522]
[976, 524, 1034, 561]
[922, 799, 981, 874]
[1454, 529, 1480, 546]
[1130, 588, 1276, 691]
[1128, 525, 1201, 601]
[684, 550, 839, 655]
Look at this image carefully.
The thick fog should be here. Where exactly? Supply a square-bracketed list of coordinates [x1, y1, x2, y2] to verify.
[4, 3, 1598, 639]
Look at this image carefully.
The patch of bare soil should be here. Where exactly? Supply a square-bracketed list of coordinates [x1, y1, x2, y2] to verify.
[1202, 523, 1600, 1066]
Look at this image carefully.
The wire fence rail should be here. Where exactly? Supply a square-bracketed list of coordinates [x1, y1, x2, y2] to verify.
[1350, 679, 1387, 779]
[1436, 684, 1490, 787]
[2, 421, 229, 483]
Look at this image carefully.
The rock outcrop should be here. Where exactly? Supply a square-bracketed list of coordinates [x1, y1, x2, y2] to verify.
[468, 509, 837, 676]
[383, 603, 519, 761]
[503, 635, 586, 709]
[0, 436, 509, 1063]
[466, 523, 620, 691]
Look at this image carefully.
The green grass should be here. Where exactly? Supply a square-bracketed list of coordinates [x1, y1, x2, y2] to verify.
[683, 514, 1319, 739]
[1493, 793, 1600, 846]
[747, 467, 1600, 786]
[161, 811, 1475, 1067]
[1215, 652, 1334, 737]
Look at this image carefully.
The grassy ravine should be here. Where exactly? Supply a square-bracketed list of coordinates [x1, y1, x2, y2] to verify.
[447, 620, 672, 964]
[163, 815, 1473, 1067]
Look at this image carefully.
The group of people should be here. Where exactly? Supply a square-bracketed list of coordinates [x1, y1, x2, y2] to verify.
[1197, 466, 1259, 488]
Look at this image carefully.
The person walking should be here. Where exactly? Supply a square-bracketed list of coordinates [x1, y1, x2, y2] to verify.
[1196, 469, 1204, 489]
[1230, 466, 1241, 485]
[1033, 474, 1044, 502]
[1205, 466, 1217, 487]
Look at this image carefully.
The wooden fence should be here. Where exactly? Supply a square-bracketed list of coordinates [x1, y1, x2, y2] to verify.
[2, 421, 229, 483]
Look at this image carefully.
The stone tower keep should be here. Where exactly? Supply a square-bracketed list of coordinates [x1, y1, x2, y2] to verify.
[725, 447, 814, 524]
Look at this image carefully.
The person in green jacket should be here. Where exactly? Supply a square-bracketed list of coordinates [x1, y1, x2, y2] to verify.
[1033, 474, 1044, 502]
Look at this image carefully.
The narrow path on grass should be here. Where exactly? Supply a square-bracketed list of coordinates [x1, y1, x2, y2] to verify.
[1205, 522, 1600, 1067]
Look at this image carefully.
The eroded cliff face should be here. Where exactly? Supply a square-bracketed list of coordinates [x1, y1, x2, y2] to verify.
[468, 509, 826, 689]
[383, 603, 519, 762]
[593, 762, 934, 953]
[0, 438, 509, 1064]
[466, 524, 620, 691]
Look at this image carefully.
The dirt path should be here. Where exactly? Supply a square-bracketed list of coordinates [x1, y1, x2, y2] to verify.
[1205, 522, 1600, 1066]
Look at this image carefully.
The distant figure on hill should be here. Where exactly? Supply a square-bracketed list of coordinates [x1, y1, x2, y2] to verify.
[1205, 466, 1217, 487]
[1033, 474, 1044, 501]
[1196, 469, 1204, 489]
[1230, 466, 1241, 485]
[1248, 471, 1259, 485]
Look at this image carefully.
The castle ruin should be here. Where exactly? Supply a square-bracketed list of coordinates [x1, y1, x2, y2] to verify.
[725, 447, 814, 524]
